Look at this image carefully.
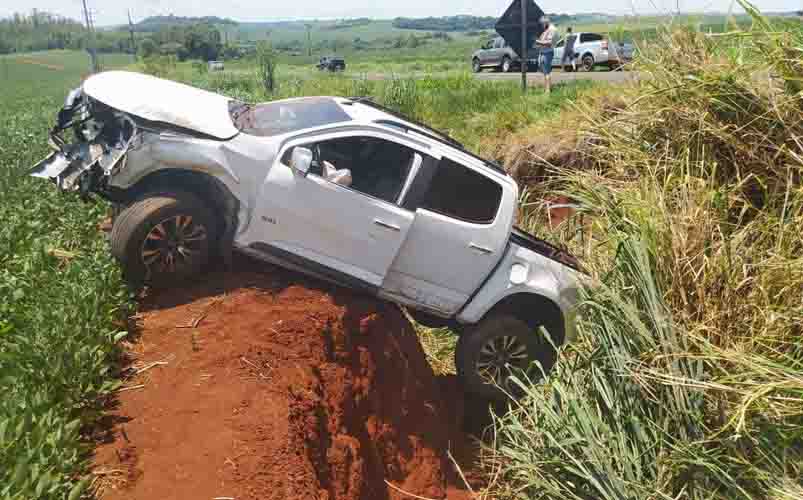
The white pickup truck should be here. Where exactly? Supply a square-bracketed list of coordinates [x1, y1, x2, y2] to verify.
[30, 71, 582, 400]
[553, 32, 634, 71]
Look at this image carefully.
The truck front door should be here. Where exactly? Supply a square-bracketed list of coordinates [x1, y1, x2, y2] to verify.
[251, 132, 429, 290]
[380, 155, 517, 316]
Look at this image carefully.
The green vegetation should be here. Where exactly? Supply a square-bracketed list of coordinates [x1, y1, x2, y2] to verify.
[490, 8, 803, 500]
[0, 50, 132, 500]
[0, 11, 134, 55]
[134, 15, 237, 31]
[392, 15, 498, 31]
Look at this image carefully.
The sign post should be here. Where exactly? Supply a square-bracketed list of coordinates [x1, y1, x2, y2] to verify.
[520, 0, 527, 92]
[495, 0, 545, 93]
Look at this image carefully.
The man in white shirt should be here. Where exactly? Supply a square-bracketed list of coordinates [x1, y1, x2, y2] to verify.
[535, 16, 557, 93]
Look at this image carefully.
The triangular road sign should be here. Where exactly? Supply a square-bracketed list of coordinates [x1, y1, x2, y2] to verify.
[495, 0, 546, 56]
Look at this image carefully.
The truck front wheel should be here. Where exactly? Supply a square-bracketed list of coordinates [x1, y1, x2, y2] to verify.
[501, 56, 512, 73]
[111, 191, 218, 289]
[456, 314, 559, 400]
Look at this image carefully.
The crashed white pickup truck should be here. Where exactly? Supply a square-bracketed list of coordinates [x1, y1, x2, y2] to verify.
[30, 71, 581, 399]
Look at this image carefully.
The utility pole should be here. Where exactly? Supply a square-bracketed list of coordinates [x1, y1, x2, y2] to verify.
[305, 24, 312, 57]
[81, 0, 98, 73]
[520, 0, 527, 93]
[127, 9, 137, 60]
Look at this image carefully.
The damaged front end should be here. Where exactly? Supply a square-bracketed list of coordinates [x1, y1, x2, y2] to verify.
[29, 87, 138, 199]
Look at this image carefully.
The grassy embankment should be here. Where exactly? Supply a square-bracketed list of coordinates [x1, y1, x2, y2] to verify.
[487, 6, 803, 499]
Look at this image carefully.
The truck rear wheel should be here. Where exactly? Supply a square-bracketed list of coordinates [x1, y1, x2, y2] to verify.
[581, 54, 595, 72]
[111, 192, 218, 289]
[456, 314, 559, 400]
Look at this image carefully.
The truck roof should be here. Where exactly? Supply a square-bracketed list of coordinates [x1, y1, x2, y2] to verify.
[339, 97, 508, 176]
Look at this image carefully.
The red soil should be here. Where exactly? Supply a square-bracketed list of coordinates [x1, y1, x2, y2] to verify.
[93, 258, 478, 500]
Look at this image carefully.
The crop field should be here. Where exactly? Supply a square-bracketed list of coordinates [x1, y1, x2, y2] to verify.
[0, 50, 133, 500]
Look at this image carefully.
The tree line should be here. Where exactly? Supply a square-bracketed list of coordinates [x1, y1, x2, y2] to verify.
[392, 14, 580, 32]
[0, 11, 233, 61]
[392, 16, 497, 32]
[0, 11, 134, 54]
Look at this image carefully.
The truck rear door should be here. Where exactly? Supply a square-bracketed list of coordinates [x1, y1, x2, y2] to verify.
[380, 154, 516, 316]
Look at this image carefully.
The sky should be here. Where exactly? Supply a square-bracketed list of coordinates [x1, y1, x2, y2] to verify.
[1, 0, 800, 26]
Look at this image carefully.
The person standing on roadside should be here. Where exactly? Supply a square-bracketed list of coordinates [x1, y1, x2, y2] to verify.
[536, 16, 557, 93]
[561, 27, 577, 71]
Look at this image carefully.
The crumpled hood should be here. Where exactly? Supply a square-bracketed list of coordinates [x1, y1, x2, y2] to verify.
[82, 71, 239, 140]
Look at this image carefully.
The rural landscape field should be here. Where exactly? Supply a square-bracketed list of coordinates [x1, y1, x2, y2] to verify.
[1, 2, 802, 500]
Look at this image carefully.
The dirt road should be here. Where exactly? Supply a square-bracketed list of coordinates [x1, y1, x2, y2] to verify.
[475, 69, 641, 86]
[361, 69, 640, 86]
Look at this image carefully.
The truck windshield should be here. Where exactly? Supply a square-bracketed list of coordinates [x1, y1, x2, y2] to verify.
[229, 97, 352, 137]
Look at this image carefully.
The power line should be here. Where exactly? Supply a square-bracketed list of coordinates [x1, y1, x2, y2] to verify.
[128, 9, 137, 60]
[81, 0, 98, 72]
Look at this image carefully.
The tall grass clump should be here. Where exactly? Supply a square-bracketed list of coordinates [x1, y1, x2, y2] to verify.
[492, 5, 803, 499]
[256, 42, 278, 94]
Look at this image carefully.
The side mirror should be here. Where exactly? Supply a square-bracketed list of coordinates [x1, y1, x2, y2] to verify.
[291, 147, 313, 175]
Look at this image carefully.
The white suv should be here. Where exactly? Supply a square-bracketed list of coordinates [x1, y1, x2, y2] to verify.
[31, 71, 581, 399]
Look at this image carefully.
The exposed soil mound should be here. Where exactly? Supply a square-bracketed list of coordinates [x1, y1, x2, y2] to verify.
[93, 259, 475, 500]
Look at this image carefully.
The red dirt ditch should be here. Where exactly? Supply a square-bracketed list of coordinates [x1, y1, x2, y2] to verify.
[93, 257, 483, 500]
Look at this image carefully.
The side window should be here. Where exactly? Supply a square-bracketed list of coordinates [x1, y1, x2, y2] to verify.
[419, 158, 502, 224]
[284, 137, 417, 204]
[580, 33, 603, 43]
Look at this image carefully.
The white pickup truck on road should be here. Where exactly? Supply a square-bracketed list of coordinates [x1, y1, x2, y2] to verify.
[553, 32, 634, 71]
[30, 71, 582, 400]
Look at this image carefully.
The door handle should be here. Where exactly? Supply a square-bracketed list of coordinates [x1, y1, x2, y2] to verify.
[470, 243, 494, 254]
[373, 219, 401, 232]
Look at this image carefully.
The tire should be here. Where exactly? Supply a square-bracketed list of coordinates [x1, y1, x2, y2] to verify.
[456, 314, 560, 401]
[581, 54, 595, 72]
[110, 191, 218, 289]
[564, 64, 575, 73]
[472, 58, 482, 73]
[501, 56, 512, 73]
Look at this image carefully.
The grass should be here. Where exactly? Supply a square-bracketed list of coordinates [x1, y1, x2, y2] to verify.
[141, 58, 596, 152]
[0, 50, 132, 500]
[488, 6, 803, 499]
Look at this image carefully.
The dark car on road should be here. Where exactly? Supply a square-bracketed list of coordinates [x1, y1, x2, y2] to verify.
[317, 56, 346, 72]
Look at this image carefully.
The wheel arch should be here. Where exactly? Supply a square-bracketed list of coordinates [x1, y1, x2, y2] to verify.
[477, 293, 566, 347]
[119, 169, 240, 264]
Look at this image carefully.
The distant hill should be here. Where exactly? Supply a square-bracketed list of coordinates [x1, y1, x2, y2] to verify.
[135, 15, 237, 32]
[392, 15, 497, 32]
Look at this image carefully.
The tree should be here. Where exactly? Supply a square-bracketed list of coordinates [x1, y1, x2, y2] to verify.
[138, 37, 157, 58]
[183, 23, 221, 61]
[256, 41, 277, 93]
